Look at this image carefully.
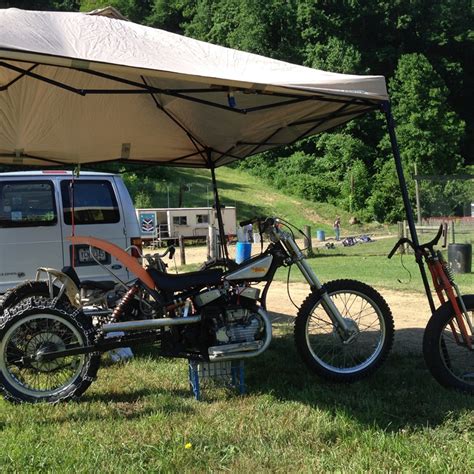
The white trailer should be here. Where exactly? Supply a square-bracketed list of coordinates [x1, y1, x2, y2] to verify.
[136, 207, 237, 243]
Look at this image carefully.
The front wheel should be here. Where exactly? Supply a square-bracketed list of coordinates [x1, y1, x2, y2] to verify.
[294, 279, 394, 382]
[0, 297, 100, 403]
[423, 295, 474, 394]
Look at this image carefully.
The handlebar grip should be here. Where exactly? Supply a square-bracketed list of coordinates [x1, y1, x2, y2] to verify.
[387, 237, 413, 259]
[387, 241, 401, 259]
[239, 217, 266, 227]
[239, 218, 254, 227]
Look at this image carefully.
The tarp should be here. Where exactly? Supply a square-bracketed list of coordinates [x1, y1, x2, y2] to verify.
[0, 9, 388, 168]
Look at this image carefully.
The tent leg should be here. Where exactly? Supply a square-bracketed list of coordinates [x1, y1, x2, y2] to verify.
[208, 154, 230, 263]
[382, 101, 436, 313]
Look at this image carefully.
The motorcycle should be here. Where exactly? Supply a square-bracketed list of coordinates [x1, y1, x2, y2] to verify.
[0, 217, 394, 403]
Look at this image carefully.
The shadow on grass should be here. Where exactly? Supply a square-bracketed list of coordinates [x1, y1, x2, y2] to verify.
[244, 323, 474, 432]
[30, 321, 471, 430]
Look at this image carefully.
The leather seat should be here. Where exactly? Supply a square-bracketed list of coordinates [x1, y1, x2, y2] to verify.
[81, 280, 116, 291]
[147, 268, 223, 292]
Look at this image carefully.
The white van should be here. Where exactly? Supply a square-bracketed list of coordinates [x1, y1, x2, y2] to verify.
[0, 171, 141, 293]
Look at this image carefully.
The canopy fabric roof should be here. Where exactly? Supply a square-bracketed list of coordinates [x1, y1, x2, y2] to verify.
[0, 8, 388, 168]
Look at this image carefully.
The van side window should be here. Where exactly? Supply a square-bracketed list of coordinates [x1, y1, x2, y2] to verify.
[61, 180, 120, 225]
[0, 180, 57, 227]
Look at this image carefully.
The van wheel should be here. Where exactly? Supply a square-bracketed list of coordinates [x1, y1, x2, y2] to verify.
[0, 281, 71, 317]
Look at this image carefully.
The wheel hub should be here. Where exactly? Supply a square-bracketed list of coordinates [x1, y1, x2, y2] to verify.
[333, 318, 360, 343]
[26, 333, 66, 372]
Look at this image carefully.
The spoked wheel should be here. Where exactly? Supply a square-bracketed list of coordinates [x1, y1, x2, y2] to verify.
[423, 295, 474, 394]
[0, 298, 99, 403]
[294, 279, 394, 382]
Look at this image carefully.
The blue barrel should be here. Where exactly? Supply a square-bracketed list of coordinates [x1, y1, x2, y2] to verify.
[316, 230, 325, 241]
[235, 242, 252, 264]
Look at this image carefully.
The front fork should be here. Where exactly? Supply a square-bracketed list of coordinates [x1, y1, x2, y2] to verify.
[283, 237, 356, 340]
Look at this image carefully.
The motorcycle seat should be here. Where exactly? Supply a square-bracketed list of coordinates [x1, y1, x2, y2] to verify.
[81, 280, 116, 291]
[147, 268, 223, 292]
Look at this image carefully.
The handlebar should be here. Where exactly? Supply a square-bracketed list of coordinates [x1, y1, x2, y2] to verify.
[145, 245, 175, 262]
[388, 224, 444, 259]
[239, 216, 275, 232]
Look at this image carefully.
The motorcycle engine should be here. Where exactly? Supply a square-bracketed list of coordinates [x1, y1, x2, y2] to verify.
[210, 307, 264, 345]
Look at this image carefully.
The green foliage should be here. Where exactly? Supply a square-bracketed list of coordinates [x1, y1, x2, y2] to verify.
[80, 0, 152, 21]
[6, 0, 473, 223]
[367, 160, 405, 222]
[385, 53, 465, 174]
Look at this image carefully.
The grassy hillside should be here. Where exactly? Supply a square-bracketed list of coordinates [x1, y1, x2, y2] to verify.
[134, 166, 388, 236]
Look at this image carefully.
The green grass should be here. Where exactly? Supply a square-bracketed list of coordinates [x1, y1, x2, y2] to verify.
[284, 235, 474, 294]
[1, 326, 473, 472]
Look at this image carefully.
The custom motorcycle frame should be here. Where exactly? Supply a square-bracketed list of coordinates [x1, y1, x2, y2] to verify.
[0, 216, 395, 402]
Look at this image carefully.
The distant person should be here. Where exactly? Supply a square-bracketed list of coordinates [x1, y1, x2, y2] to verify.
[333, 217, 341, 241]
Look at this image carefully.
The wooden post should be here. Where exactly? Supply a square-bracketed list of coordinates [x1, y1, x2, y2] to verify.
[451, 221, 455, 244]
[414, 163, 422, 225]
[442, 222, 448, 247]
[206, 226, 211, 260]
[179, 235, 186, 266]
[304, 225, 312, 256]
[402, 220, 408, 254]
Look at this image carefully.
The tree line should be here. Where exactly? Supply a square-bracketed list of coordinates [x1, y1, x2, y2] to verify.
[1, 0, 473, 222]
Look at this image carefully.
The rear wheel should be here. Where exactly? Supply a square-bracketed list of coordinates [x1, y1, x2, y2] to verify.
[423, 295, 474, 394]
[294, 279, 394, 382]
[0, 297, 100, 403]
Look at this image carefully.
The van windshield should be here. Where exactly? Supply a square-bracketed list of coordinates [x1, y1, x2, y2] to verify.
[0, 180, 57, 227]
[61, 180, 120, 225]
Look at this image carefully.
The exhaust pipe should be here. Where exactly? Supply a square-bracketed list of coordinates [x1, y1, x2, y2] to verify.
[102, 315, 201, 333]
[208, 308, 272, 361]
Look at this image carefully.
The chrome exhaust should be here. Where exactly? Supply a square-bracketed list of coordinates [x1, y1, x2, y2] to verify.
[208, 308, 272, 361]
[102, 315, 201, 333]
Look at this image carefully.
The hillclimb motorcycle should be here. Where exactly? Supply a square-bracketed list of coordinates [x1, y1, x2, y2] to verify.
[0, 217, 394, 403]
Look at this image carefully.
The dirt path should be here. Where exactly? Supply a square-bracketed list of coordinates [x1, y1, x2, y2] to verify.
[264, 281, 431, 355]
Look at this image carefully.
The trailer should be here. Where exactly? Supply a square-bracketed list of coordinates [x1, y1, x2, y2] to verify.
[136, 207, 237, 244]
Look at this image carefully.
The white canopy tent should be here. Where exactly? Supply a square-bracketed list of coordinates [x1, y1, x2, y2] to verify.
[0, 9, 435, 308]
[0, 8, 388, 168]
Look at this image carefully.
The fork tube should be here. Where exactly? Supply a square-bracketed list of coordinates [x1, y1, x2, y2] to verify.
[382, 101, 436, 313]
[283, 237, 352, 334]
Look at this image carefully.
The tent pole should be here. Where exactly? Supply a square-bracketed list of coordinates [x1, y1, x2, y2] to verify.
[208, 153, 230, 263]
[382, 101, 436, 313]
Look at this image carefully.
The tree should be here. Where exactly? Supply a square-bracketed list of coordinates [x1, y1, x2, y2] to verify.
[382, 53, 465, 175]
